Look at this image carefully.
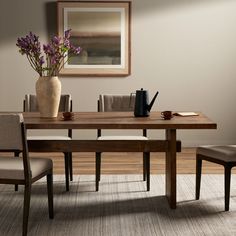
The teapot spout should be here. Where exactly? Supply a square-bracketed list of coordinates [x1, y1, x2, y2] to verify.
[147, 91, 159, 112]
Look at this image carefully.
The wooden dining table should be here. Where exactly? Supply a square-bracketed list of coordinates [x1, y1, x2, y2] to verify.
[22, 111, 217, 209]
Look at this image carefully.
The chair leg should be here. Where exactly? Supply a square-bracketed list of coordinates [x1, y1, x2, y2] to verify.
[14, 151, 20, 191]
[15, 185, 19, 191]
[96, 152, 101, 191]
[69, 153, 73, 181]
[144, 152, 150, 191]
[143, 153, 146, 181]
[47, 172, 54, 219]
[195, 156, 202, 200]
[225, 165, 231, 211]
[64, 153, 70, 191]
[23, 184, 31, 236]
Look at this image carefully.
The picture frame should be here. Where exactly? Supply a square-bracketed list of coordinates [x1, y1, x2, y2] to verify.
[57, 1, 131, 77]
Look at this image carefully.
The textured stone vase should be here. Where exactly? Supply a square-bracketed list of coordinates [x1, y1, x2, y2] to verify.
[36, 76, 61, 118]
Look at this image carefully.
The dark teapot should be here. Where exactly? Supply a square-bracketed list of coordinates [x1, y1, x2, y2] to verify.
[133, 88, 159, 117]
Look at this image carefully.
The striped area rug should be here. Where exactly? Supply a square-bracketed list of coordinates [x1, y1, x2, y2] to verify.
[0, 175, 236, 236]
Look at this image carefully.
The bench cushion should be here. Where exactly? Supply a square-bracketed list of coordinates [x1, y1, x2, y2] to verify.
[197, 145, 236, 162]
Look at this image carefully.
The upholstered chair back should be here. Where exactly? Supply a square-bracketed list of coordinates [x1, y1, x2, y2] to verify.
[0, 114, 23, 150]
[24, 94, 72, 112]
[98, 94, 135, 112]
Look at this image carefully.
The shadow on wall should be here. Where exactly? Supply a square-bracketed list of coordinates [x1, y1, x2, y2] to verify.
[45, 2, 57, 38]
[0, 0, 226, 44]
[0, 0, 57, 44]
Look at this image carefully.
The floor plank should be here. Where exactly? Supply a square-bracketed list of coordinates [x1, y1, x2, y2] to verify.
[1, 148, 229, 174]
[28, 148, 228, 174]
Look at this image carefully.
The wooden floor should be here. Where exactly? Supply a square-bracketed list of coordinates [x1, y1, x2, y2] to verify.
[18, 147, 230, 174]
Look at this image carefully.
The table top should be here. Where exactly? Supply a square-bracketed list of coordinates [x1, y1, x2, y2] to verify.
[21, 111, 217, 130]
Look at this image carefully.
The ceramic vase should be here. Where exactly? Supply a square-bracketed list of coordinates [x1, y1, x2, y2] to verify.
[35, 76, 61, 118]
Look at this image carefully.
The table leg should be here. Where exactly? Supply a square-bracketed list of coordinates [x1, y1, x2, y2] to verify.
[165, 129, 177, 209]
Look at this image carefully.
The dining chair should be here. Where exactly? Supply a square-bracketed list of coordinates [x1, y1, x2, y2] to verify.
[0, 114, 53, 236]
[15, 94, 73, 191]
[196, 145, 236, 211]
[96, 94, 150, 191]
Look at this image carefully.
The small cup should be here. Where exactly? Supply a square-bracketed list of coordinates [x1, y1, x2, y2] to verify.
[161, 111, 172, 120]
[62, 112, 74, 120]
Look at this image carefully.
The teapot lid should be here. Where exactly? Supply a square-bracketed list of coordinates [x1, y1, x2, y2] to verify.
[137, 88, 145, 91]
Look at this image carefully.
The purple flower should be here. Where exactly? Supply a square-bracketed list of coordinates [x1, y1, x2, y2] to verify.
[64, 39, 70, 48]
[64, 29, 71, 39]
[16, 30, 81, 76]
[52, 36, 61, 46]
[43, 44, 54, 55]
[50, 55, 57, 65]
[70, 45, 81, 55]
[29, 31, 38, 42]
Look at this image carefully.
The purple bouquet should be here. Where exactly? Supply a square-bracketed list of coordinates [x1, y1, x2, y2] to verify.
[16, 30, 81, 76]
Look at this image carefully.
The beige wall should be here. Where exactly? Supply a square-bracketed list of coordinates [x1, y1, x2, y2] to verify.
[0, 0, 236, 146]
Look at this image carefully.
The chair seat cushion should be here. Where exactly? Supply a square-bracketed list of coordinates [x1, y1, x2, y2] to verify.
[97, 136, 148, 140]
[27, 136, 71, 140]
[0, 157, 52, 180]
[197, 145, 236, 162]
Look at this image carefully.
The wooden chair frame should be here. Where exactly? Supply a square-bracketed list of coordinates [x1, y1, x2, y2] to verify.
[96, 97, 150, 191]
[15, 95, 73, 191]
[0, 119, 53, 236]
[196, 153, 236, 211]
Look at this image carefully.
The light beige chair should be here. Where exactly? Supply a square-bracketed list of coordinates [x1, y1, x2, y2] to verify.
[196, 145, 236, 211]
[15, 94, 73, 191]
[0, 114, 53, 236]
[96, 94, 150, 191]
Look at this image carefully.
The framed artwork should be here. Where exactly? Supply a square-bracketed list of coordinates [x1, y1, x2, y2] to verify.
[57, 1, 131, 77]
